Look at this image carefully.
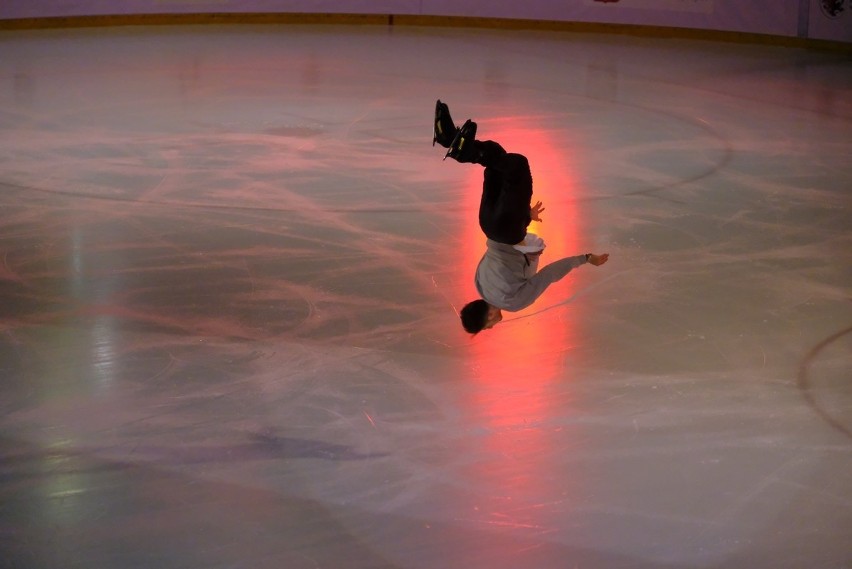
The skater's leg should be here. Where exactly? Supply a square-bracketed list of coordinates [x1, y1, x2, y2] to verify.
[478, 153, 534, 245]
[439, 108, 534, 244]
[446, 120, 528, 180]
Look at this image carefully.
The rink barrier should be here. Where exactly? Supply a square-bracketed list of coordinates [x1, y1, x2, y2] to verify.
[0, 13, 850, 52]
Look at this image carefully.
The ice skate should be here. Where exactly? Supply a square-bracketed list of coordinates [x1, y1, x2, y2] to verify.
[444, 119, 477, 161]
[433, 99, 458, 148]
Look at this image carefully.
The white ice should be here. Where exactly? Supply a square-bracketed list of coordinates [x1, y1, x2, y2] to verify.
[0, 24, 850, 569]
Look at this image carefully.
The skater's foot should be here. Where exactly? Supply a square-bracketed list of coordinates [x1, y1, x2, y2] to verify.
[433, 99, 457, 148]
[445, 119, 477, 161]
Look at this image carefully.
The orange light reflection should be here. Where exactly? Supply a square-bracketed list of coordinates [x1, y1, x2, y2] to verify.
[461, 120, 584, 538]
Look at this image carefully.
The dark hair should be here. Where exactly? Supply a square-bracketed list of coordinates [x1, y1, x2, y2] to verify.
[460, 299, 490, 334]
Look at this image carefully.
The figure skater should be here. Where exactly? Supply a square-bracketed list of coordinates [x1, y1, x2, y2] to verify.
[433, 100, 609, 334]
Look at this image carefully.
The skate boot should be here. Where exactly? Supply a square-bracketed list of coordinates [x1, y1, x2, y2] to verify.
[433, 99, 457, 148]
[444, 119, 477, 161]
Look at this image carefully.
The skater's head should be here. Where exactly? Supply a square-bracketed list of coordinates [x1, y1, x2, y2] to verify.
[460, 299, 502, 334]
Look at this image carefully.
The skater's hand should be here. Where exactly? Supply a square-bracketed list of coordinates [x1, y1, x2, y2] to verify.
[530, 201, 545, 222]
[587, 253, 609, 266]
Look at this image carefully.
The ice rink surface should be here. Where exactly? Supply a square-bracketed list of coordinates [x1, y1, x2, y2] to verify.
[1, 23, 851, 569]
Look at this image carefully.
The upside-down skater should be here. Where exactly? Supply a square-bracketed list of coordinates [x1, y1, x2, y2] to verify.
[433, 100, 609, 334]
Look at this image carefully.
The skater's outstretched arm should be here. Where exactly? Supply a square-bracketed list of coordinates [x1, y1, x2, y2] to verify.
[504, 252, 610, 312]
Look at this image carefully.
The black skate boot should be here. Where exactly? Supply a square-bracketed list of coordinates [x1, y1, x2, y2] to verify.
[444, 119, 477, 161]
[433, 99, 457, 148]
